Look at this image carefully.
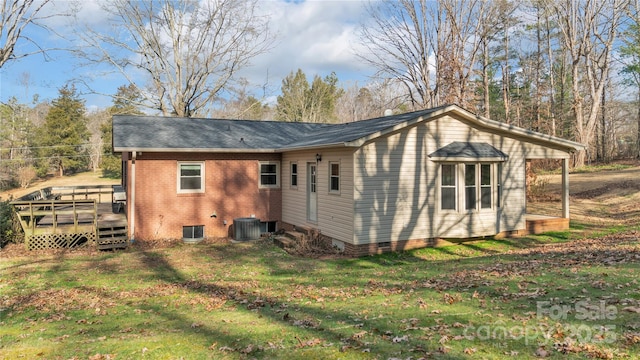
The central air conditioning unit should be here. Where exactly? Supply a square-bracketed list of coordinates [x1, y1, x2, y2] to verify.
[233, 217, 261, 241]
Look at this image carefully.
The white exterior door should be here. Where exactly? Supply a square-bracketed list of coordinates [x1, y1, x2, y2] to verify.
[307, 163, 317, 222]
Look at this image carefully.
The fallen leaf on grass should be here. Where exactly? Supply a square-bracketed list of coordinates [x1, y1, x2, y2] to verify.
[89, 354, 115, 360]
[393, 335, 409, 343]
[295, 337, 322, 348]
[464, 347, 477, 354]
[622, 306, 640, 313]
[351, 331, 367, 339]
[535, 346, 549, 358]
[240, 344, 259, 354]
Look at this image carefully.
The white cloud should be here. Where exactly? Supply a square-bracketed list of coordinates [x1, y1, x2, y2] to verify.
[1, 0, 378, 109]
[239, 0, 374, 96]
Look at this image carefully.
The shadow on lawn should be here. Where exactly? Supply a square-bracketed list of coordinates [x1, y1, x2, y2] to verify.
[123, 245, 474, 358]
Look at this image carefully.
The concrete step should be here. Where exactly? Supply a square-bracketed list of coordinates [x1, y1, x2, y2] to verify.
[284, 230, 306, 241]
[274, 235, 296, 249]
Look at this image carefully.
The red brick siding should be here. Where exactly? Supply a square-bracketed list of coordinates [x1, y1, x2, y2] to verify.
[343, 238, 442, 256]
[129, 152, 281, 240]
[281, 220, 444, 256]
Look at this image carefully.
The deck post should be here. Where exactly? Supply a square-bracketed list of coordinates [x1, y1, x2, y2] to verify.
[562, 158, 569, 219]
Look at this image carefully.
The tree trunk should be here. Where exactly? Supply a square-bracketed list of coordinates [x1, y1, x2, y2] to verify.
[502, 28, 510, 124]
[637, 91, 640, 159]
[482, 41, 490, 118]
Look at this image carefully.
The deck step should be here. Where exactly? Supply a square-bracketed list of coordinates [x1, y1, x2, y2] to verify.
[96, 221, 129, 250]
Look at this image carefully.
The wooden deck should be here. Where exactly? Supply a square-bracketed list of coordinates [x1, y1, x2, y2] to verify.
[525, 214, 569, 234]
[11, 185, 128, 250]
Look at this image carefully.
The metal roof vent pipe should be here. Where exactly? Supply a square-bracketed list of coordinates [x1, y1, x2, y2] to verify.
[384, 109, 393, 116]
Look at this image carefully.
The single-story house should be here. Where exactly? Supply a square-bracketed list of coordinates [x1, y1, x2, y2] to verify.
[112, 104, 584, 255]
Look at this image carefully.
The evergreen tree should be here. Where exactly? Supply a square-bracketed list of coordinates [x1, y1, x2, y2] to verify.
[276, 69, 343, 123]
[37, 85, 89, 176]
[276, 69, 310, 122]
[101, 84, 143, 178]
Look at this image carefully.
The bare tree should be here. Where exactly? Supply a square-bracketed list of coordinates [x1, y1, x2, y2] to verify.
[359, 0, 439, 109]
[359, 0, 492, 110]
[77, 0, 274, 117]
[0, 0, 59, 68]
[546, 0, 626, 167]
[621, 0, 640, 158]
[336, 80, 410, 122]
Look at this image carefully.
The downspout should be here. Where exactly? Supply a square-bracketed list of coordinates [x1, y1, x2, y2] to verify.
[130, 152, 136, 241]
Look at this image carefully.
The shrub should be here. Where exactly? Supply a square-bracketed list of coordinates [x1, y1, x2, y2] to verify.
[0, 199, 23, 247]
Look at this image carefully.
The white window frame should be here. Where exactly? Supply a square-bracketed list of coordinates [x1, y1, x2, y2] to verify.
[480, 163, 492, 209]
[259, 161, 280, 189]
[439, 162, 501, 212]
[290, 162, 298, 188]
[439, 163, 457, 211]
[329, 161, 340, 193]
[496, 163, 503, 208]
[463, 162, 495, 212]
[177, 161, 205, 194]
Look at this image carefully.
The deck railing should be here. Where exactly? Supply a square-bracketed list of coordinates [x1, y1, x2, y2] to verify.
[11, 185, 128, 250]
[17, 184, 123, 203]
[11, 199, 98, 235]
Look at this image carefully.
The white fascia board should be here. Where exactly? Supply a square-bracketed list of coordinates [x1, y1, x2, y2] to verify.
[429, 156, 508, 162]
[453, 106, 586, 152]
[113, 147, 280, 153]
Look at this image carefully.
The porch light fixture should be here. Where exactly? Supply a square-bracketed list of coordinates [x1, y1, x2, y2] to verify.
[316, 153, 322, 162]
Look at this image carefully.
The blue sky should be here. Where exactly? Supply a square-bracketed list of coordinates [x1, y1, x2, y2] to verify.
[0, 0, 375, 112]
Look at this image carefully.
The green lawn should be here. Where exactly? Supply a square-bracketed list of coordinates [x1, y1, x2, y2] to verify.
[1, 232, 639, 359]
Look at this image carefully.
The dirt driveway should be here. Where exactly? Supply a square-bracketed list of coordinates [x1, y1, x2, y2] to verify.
[528, 165, 640, 228]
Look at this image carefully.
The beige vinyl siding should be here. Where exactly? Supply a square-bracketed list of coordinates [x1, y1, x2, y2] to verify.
[281, 154, 307, 226]
[354, 124, 432, 245]
[353, 114, 555, 244]
[282, 149, 355, 244]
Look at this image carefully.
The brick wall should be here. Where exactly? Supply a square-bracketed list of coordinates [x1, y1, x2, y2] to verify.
[129, 152, 281, 240]
[342, 238, 444, 256]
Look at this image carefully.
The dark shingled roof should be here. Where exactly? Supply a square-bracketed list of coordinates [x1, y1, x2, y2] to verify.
[429, 142, 508, 160]
[112, 107, 444, 152]
[112, 116, 332, 151]
[112, 105, 584, 154]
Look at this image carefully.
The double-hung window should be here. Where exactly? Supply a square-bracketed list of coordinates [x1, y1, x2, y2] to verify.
[440, 164, 457, 210]
[259, 161, 280, 188]
[496, 163, 502, 208]
[291, 162, 298, 188]
[480, 164, 492, 209]
[464, 163, 493, 211]
[178, 162, 204, 193]
[465, 164, 477, 210]
[329, 162, 340, 193]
